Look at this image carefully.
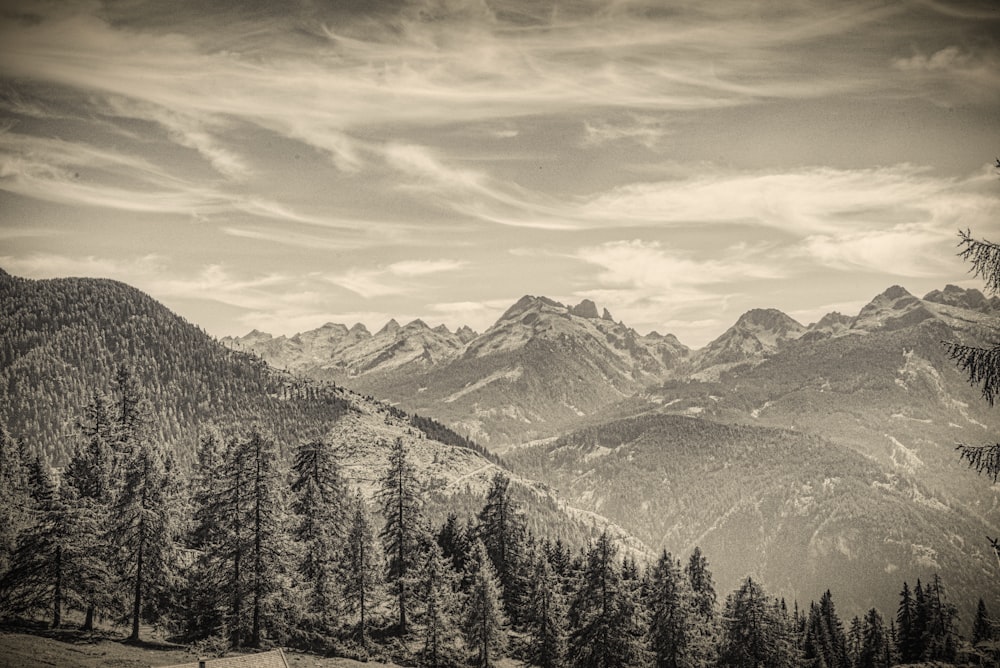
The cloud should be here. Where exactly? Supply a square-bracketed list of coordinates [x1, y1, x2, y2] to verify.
[106, 97, 251, 180]
[575, 164, 997, 235]
[324, 258, 466, 298]
[892, 46, 1000, 103]
[582, 115, 672, 149]
[894, 46, 970, 72]
[0, 252, 165, 281]
[574, 239, 785, 291]
[799, 223, 955, 277]
[388, 259, 468, 276]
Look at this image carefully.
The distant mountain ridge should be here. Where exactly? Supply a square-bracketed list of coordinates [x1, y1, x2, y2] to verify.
[226, 295, 690, 445]
[229, 284, 999, 448]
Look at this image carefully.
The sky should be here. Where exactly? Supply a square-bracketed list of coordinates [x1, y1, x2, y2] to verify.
[1, 0, 999, 348]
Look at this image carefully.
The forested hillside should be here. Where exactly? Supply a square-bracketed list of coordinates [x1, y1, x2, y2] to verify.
[508, 413, 1000, 623]
[0, 269, 629, 550]
[0, 269, 350, 465]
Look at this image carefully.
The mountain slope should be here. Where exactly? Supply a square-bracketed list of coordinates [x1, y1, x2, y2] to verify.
[692, 308, 806, 377]
[231, 295, 690, 447]
[508, 412, 1000, 621]
[353, 295, 690, 446]
[0, 270, 639, 552]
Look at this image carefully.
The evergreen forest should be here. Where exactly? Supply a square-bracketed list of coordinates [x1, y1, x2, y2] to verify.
[0, 369, 996, 667]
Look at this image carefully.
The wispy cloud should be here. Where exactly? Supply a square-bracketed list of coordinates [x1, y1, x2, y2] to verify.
[892, 45, 1000, 104]
[106, 97, 251, 180]
[799, 223, 955, 277]
[325, 258, 468, 298]
[388, 259, 468, 276]
[575, 165, 984, 233]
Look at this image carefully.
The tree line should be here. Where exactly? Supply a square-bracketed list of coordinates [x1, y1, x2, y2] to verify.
[0, 369, 995, 667]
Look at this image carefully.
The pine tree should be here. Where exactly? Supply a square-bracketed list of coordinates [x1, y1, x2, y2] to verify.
[847, 615, 862, 667]
[419, 540, 462, 668]
[192, 427, 291, 648]
[524, 549, 567, 668]
[647, 550, 695, 668]
[63, 384, 130, 631]
[342, 489, 381, 648]
[718, 576, 794, 668]
[858, 608, 890, 668]
[376, 437, 426, 635]
[685, 546, 716, 622]
[972, 597, 993, 645]
[0, 424, 30, 578]
[803, 590, 849, 668]
[240, 426, 292, 648]
[438, 512, 471, 575]
[0, 483, 111, 627]
[111, 365, 145, 455]
[912, 579, 929, 660]
[290, 438, 348, 631]
[108, 437, 178, 642]
[684, 546, 717, 666]
[65, 391, 115, 503]
[896, 581, 915, 663]
[183, 429, 230, 640]
[567, 532, 646, 668]
[463, 540, 508, 668]
[476, 471, 528, 625]
[921, 574, 958, 662]
[944, 228, 1000, 481]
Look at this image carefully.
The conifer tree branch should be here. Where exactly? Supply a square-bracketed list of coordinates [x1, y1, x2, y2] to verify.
[943, 341, 1000, 406]
[958, 229, 1000, 295]
[956, 442, 1000, 483]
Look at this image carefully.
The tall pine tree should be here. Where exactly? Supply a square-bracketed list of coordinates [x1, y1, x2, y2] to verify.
[463, 540, 507, 668]
[858, 608, 891, 668]
[108, 438, 178, 642]
[567, 532, 646, 668]
[718, 577, 796, 668]
[476, 471, 528, 626]
[647, 550, 695, 668]
[290, 438, 348, 632]
[524, 548, 567, 668]
[419, 540, 462, 668]
[972, 597, 993, 645]
[376, 437, 425, 635]
[342, 489, 381, 649]
[896, 581, 916, 663]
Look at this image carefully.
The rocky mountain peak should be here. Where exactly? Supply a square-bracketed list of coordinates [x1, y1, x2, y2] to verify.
[499, 295, 565, 321]
[853, 286, 933, 333]
[349, 323, 371, 337]
[602, 307, 615, 321]
[456, 325, 478, 343]
[377, 319, 401, 336]
[923, 284, 1000, 313]
[404, 318, 430, 331]
[879, 285, 914, 301]
[570, 299, 600, 319]
[734, 308, 805, 335]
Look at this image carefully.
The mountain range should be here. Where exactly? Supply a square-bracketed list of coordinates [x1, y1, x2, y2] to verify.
[227, 282, 1000, 618]
[226, 284, 1000, 449]
[225, 295, 690, 446]
[3, 267, 998, 620]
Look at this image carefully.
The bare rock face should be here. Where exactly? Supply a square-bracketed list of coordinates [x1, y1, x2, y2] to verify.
[570, 299, 600, 319]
